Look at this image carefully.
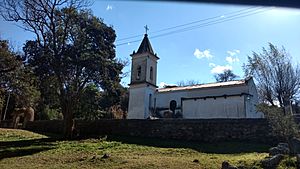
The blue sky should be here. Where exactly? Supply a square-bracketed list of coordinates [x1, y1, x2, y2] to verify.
[1, 1, 300, 87]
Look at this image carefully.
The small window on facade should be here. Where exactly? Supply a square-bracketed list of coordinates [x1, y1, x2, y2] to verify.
[150, 66, 153, 80]
[170, 100, 177, 113]
[137, 66, 141, 80]
[149, 94, 152, 109]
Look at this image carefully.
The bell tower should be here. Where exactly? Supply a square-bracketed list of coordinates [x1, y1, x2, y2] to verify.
[127, 33, 159, 119]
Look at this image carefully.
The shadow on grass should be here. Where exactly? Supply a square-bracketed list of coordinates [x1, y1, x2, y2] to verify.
[0, 138, 57, 160]
[0, 146, 54, 160]
[106, 135, 272, 154]
[0, 138, 58, 148]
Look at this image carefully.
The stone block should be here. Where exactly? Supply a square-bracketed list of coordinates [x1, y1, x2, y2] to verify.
[269, 143, 289, 156]
[221, 161, 237, 169]
[261, 154, 284, 169]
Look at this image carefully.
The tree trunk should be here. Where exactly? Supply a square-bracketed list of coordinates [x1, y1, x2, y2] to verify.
[62, 99, 74, 139]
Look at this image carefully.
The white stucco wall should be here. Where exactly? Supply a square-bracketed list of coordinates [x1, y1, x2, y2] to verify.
[128, 84, 156, 119]
[146, 55, 158, 85]
[130, 55, 147, 83]
[182, 96, 245, 118]
[244, 79, 264, 118]
[128, 87, 145, 119]
[130, 53, 158, 86]
[154, 80, 264, 119]
[155, 85, 248, 109]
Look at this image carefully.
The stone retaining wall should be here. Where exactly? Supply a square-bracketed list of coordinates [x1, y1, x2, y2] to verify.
[25, 119, 276, 143]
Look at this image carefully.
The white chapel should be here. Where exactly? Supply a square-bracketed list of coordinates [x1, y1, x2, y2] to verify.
[127, 34, 264, 119]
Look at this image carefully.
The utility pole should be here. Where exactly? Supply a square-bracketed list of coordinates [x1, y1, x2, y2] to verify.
[3, 91, 11, 121]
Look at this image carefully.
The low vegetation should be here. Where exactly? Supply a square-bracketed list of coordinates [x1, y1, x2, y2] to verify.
[1, 128, 297, 169]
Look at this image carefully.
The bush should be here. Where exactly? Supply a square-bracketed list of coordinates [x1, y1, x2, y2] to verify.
[257, 104, 300, 142]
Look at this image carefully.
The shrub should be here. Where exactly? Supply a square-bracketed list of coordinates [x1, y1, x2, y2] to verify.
[257, 104, 300, 142]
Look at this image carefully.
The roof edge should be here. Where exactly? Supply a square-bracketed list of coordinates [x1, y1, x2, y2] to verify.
[157, 79, 248, 93]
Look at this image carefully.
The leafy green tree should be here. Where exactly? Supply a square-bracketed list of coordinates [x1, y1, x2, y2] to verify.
[0, 40, 20, 74]
[0, 88, 4, 117]
[1, 1, 124, 138]
[35, 75, 61, 120]
[0, 40, 16, 114]
[75, 84, 102, 120]
[41, 105, 63, 120]
[119, 86, 129, 115]
[214, 69, 239, 82]
[0, 39, 40, 122]
[76, 84, 128, 120]
[244, 43, 300, 113]
[102, 85, 128, 119]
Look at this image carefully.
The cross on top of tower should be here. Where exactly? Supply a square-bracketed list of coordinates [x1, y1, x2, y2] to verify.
[144, 25, 149, 34]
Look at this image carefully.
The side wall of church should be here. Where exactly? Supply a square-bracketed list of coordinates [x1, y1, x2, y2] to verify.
[245, 79, 264, 118]
[154, 84, 263, 118]
[182, 95, 246, 118]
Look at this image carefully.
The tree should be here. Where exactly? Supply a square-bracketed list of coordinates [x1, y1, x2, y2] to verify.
[75, 84, 103, 120]
[0, 40, 20, 74]
[244, 43, 300, 113]
[214, 69, 238, 82]
[0, 40, 16, 113]
[0, 39, 40, 122]
[176, 80, 201, 87]
[35, 75, 61, 120]
[74, 84, 128, 120]
[1, 0, 124, 138]
[257, 104, 299, 148]
[0, 39, 17, 120]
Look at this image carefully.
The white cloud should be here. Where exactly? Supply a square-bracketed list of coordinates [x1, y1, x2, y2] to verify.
[194, 48, 213, 59]
[226, 50, 240, 64]
[106, 5, 113, 11]
[209, 63, 216, 67]
[211, 65, 232, 74]
[227, 51, 235, 56]
[227, 49, 240, 57]
[226, 56, 239, 64]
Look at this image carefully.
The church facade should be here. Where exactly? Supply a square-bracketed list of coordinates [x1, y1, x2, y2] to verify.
[128, 34, 264, 119]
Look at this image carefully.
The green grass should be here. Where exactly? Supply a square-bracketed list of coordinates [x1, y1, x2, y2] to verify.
[0, 128, 296, 169]
[0, 128, 47, 141]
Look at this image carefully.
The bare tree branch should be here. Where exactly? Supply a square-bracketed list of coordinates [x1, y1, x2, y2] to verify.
[244, 43, 300, 113]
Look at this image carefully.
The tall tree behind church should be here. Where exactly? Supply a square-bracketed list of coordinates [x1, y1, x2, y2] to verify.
[1, 0, 124, 138]
[244, 43, 300, 113]
[214, 70, 238, 82]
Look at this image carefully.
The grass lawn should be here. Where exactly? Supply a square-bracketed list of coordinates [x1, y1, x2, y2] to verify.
[0, 128, 296, 169]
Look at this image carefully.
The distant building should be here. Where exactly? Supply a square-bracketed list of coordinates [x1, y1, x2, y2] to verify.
[128, 34, 264, 119]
